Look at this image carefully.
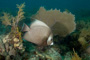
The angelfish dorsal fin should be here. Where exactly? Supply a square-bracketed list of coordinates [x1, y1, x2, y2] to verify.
[22, 23, 30, 32]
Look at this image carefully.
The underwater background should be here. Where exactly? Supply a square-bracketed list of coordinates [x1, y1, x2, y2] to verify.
[0, 0, 90, 60]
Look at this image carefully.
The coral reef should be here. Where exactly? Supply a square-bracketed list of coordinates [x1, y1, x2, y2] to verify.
[0, 34, 25, 60]
[0, 3, 63, 60]
[0, 3, 25, 60]
[28, 48, 62, 60]
[64, 52, 72, 60]
[63, 49, 82, 60]
[1, 1, 90, 60]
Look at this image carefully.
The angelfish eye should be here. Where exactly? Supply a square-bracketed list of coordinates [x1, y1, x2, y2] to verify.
[51, 39, 53, 41]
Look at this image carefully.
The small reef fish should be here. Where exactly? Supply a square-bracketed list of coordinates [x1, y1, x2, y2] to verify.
[22, 19, 53, 47]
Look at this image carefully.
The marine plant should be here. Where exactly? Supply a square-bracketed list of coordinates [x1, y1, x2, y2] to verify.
[0, 3, 25, 27]
[71, 48, 82, 60]
[76, 17, 90, 31]
[0, 3, 25, 60]
[0, 2, 25, 42]
[76, 18, 90, 46]
[0, 12, 12, 26]
[77, 27, 90, 56]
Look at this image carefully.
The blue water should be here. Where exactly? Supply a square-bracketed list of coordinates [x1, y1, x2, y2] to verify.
[0, 0, 90, 12]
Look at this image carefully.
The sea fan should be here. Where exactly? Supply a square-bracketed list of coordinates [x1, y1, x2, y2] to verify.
[31, 7, 76, 37]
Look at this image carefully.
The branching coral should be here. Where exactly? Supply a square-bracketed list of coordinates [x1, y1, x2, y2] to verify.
[31, 7, 76, 37]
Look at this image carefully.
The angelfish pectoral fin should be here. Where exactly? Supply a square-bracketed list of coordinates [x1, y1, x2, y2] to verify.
[22, 23, 30, 32]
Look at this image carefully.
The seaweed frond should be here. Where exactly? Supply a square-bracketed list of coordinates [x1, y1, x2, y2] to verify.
[78, 27, 90, 50]
[0, 12, 12, 26]
[16, 3, 25, 23]
[71, 48, 82, 60]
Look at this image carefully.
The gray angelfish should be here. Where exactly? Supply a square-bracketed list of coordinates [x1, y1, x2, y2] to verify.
[22, 19, 54, 46]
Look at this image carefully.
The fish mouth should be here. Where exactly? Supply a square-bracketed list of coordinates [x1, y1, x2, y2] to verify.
[50, 42, 54, 45]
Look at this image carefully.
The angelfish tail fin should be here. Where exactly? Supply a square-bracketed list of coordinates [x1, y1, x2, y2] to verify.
[22, 23, 30, 32]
